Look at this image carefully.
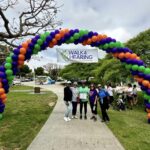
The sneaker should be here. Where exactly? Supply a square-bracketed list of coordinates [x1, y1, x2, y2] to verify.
[72, 116, 75, 119]
[84, 115, 87, 120]
[74, 116, 78, 119]
[90, 116, 94, 120]
[67, 117, 71, 121]
[64, 117, 68, 122]
[93, 117, 97, 122]
[80, 115, 82, 119]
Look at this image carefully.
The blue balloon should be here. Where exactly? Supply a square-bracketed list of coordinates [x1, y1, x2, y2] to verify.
[111, 48, 117, 53]
[2, 79, 8, 85]
[55, 30, 59, 34]
[12, 54, 18, 61]
[46, 36, 52, 43]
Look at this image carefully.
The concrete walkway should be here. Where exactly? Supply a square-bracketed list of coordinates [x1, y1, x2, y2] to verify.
[24, 82, 124, 150]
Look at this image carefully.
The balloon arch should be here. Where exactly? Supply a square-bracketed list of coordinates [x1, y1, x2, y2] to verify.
[0, 29, 150, 123]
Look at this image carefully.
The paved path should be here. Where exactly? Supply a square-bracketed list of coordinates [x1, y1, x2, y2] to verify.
[24, 82, 124, 150]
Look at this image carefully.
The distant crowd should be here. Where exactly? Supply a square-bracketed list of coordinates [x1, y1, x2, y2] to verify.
[63, 81, 138, 122]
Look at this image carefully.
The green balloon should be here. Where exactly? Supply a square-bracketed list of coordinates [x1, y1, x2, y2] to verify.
[40, 34, 46, 40]
[6, 69, 13, 76]
[34, 44, 41, 51]
[68, 37, 74, 43]
[7, 75, 14, 81]
[79, 30, 85, 36]
[65, 40, 70, 44]
[109, 42, 115, 48]
[0, 114, 3, 120]
[73, 33, 80, 40]
[103, 43, 109, 50]
[6, 57, 12, 63]
[37, 39, 43, 45]
[144, 68, 150, 74]
[125, 64, 132, 70]
[4, 63, 12, 69]
[138, 66, 145, 72]
[115, 42, 122, 48]
[33, 49, 38, 54]
[84, 30, 89, 34]
[132, 65, 139, 71]
[44, 32, 50, 37]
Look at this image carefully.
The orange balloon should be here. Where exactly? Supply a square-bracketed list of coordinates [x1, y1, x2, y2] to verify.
[147, 113, 150, 119]
[137, 77, 144, 83]
[102, 34, 107, 39]
[130, 53, 137, 59]
[52, 39, 57, 45]
[22, 42, 28, 49]
[55, 34, 61, 40]
[18, 60, 24, 66]
[97, 34, 103, 41]
[0, 82, 3, 88]
[148, 83, 150, 89]
[142, 80, 149, 87]
[113, 53, 119, 58]
[20, 48, 27, 55]
[18, 54, 25, 61]
[136, 56, 141, 60]
[60, 30, 65, 37]
[146, 109, 150, 113]
[0, 93, 7, 100]
[82, 40, 87, 46]
[0, 88, 5, 94]
[27, 39, 31, 44]
[49, 42, 54, 48]
[63, 28, 69, 34]
[91, 36, 98, 42]
[87, 39, 92, 45]
[125, 52, 131, 58]
[118, 52, 125, 59]
[2, 98, 7, 104]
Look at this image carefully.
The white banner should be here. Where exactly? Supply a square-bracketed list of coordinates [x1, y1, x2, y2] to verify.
[57, 48, 98, 63]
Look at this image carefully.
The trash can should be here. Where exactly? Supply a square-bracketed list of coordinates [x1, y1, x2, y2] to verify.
[34, 87, 40, 93]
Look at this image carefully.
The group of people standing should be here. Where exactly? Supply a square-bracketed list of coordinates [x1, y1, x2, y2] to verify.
[63, 81, 113, 123]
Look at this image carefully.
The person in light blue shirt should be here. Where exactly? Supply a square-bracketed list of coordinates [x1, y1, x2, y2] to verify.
[98, 84, 110, 122]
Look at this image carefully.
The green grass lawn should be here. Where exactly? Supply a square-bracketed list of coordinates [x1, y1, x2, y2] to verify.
[0, 85, 57, 150]
[10, 85, 33, 90]
[104, 106, 150, 150]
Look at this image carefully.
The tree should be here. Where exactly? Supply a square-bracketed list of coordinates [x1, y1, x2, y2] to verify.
[35, 67, 44, 76]
[0, 0, 61, 47]
[16, 64, 32, 76]
[125, 28, 150, 67]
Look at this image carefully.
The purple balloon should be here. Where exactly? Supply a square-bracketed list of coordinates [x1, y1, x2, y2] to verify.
[88, 31, 94, 37]
[146, 89, 150, 95]
[137, 60, 144, 66]
[74, 29, 79, 33]
[55, 29, 59, 34]
[111, 48, 117, 53]
[145, 75, 150, 80]
[0, 72, 6, 78]
[28, 43, 35, 49]
[0, 103, 5, 113]
[46, 36, 52, 43]
[138, 72, 145, 78]
[2, 79, 8, 85]
[13, 49, 20, 55]
[0, 66, 5, 72]
[146, 103, 150, 109]
[69, 29, 74, 36]
[12, 54, 18, 61]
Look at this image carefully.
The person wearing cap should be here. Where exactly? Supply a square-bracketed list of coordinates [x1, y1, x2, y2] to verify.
[89, 83, 98, 121]
[98, 84, 110, 122]
[79, 81, 89, 120]
[63, 81, 73, 122]
[70, 82, 79, 119]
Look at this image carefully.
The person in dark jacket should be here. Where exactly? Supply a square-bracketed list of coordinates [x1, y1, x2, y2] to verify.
[98, 84, 110, 122]
[64, 81, 73, 122]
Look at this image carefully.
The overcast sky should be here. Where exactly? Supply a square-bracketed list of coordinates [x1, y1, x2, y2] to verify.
[3, 0, 150, 69]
